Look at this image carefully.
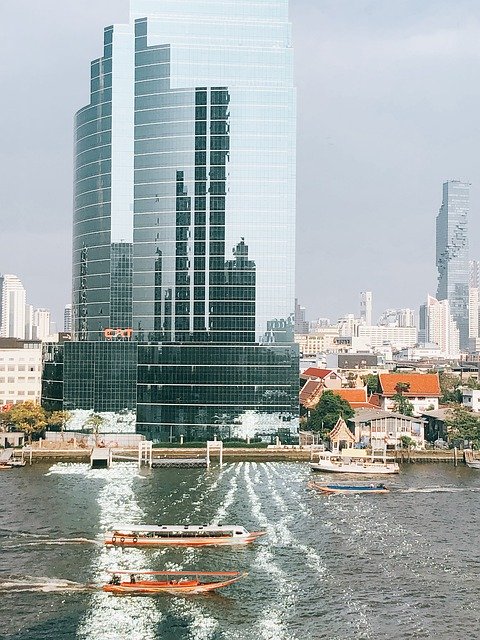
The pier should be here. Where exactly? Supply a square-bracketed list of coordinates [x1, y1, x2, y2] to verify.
[90, 447, 112, 469]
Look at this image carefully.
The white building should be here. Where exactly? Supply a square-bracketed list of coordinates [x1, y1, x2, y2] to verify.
[32, 308, 51, 341]
[469, 287, 479, 348]
[462, 388, 480, 413]
[64, 304, 72, 333]
[0, 275, 27, 339]
[419, 295, 460, 358]
[0, 338, 42, 407]
[360, 291, 373, 326]
[356, 325, 417, 350]
[25, 304, 34, 340]
[295, 327, 340, 357]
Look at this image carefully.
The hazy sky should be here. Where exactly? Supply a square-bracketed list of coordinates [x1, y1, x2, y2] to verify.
[2, 0, 480, 326]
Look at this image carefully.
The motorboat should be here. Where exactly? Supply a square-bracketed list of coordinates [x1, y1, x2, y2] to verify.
[104, 524, 266, 547]
[307, 481, 389, 495]
[103, 570, 247, 595]
[310, 449, 399, 475]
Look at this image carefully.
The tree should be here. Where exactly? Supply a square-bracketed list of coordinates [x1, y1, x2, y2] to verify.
[438, 371, 462, 404]
[392, 382, 414, 416]
[445, 406, 480, 446]
[47, 411, 72, 437]
[306, 391, 354, 437]
[362, 374, 379, 395]
[84, 413, 105, 445]
[400, 435, 416, 450]
[6, 402, 48, 443]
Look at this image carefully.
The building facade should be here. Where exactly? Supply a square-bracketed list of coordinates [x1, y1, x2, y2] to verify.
[359, 291, 372, 325]
[48, 0, 298, 440]
[419, 295, 460, 359]
[436, 180, 469, 350]
[0, 275, 26, 339]
[0, 338, 42, 407]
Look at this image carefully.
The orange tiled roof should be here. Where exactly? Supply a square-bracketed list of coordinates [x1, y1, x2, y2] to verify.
[299, 379, 323, 408]
[302, 367, 339, 379]
[331, 388, 377, 409]
[378, 373, 441, 397]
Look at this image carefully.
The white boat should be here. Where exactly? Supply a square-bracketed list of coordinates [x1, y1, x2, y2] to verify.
[105, 524, 266, 547]
[310, 449, 400, 475]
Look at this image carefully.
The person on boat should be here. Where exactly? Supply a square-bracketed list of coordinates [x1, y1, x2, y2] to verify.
[130, 574, 136, 583]
[109, 575, 120, 585]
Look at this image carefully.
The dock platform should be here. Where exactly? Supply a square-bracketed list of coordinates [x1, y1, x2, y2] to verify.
[151, 458, 208, 468]
[90, 448, 112, 469]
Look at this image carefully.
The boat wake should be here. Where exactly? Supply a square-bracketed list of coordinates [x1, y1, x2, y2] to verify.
[0, 576, 100, 593]
[399, 486, 480, 493]
[1, 536, 101, 548]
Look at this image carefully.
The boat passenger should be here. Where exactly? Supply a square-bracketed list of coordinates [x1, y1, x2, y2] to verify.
[130, 574, 136, 583]
[109, 575, 120, 585]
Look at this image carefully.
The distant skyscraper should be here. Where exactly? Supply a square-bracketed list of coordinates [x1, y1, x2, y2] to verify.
[468, 287, 479, 342]
[360, 291, 372, 325]
[0, 274, 26, 339]
[25, 304, 34, 340]
[32, 308, 51, 341]
[470, 260, 480, 288]
[294, 299, 309, 334]
[43, 0, 298, 440]
[419, 295, 460, 358]
[63, 304, 72, 333]
[436, 180, 469, 349]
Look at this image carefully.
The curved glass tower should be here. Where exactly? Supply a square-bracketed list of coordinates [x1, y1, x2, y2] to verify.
[69, 0, 298, 440]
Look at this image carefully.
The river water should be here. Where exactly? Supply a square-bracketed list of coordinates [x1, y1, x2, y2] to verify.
[1, 461, 479, 640]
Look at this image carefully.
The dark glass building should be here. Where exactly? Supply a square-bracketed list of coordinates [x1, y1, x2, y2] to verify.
[47, 0, 298, 441]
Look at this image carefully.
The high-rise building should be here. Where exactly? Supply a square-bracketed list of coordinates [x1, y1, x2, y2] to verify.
[32, 308, 51, 341]
[469, 260, 480, 288]
[63, 304, 72, 333]
[359, 291, 372, 325]
[294, 299, 309, 334]
[436, 180, 469, 350]
[0, 274, 27, 339]
[419, 295, 460, 359]
[44, 0, 298, 440]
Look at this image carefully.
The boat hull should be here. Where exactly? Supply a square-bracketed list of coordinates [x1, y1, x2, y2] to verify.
[308, 482, 389, 494]
[103, 577, 242, 595]
[310, 461, 399, 474]
[105, 532, 265, 547]
[466, 461, 480, 469]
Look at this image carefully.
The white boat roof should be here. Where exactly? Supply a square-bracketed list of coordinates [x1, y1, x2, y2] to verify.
[108, 524, 248, 533]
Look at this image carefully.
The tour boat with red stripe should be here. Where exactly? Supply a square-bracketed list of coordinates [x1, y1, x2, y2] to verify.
[104, 524, 266, 547]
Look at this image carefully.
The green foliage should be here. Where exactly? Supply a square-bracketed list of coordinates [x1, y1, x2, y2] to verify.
[445, 406, 480, 445]
[6, 402, 48, 442]
[47, 410, 71, 430]
[438, 371, 462, 404]
[306, 390, 354, 436]
[392, 393, 414, 416]
[466, 376, 480, 390]
[400, 435, 416, 449]
[362, 374, 379, 395]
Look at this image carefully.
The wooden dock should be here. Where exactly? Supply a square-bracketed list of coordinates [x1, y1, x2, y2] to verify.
[151, 457, 208, 468]
[90, 448, 112, 469]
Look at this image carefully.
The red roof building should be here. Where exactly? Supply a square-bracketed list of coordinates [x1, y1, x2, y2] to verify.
[377, 373, 441, 414]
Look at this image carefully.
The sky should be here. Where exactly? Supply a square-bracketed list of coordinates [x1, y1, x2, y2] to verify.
[2, 0, 480, 327]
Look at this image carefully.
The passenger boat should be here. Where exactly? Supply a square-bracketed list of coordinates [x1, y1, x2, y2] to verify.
[103, 570, 247, 595]
[310, 450, 399, 475]
[307, 481, 389, 495]
[104, 524, 266, 547]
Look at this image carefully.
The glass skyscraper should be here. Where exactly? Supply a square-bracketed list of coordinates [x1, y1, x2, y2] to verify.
[52, 0, 299, 440]
[436, 180, 469, 351]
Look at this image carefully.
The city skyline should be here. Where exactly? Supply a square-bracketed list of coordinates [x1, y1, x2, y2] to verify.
[3, 1, 480, 323]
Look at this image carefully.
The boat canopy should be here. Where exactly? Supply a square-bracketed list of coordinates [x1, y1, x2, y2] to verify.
[109, 524, 248, 535]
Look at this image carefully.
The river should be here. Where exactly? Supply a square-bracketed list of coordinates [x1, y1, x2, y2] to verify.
[1, 461, 479, 639]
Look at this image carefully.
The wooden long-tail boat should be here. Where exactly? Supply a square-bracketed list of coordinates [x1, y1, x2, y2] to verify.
[307, 481, 389, 495]
[103, 570, 247, 595]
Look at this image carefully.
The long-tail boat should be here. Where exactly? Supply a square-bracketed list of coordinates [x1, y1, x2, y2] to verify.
[103, 570, 247, 595]
[104, 524, 266, 547]
[307, 481, 389, 495]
